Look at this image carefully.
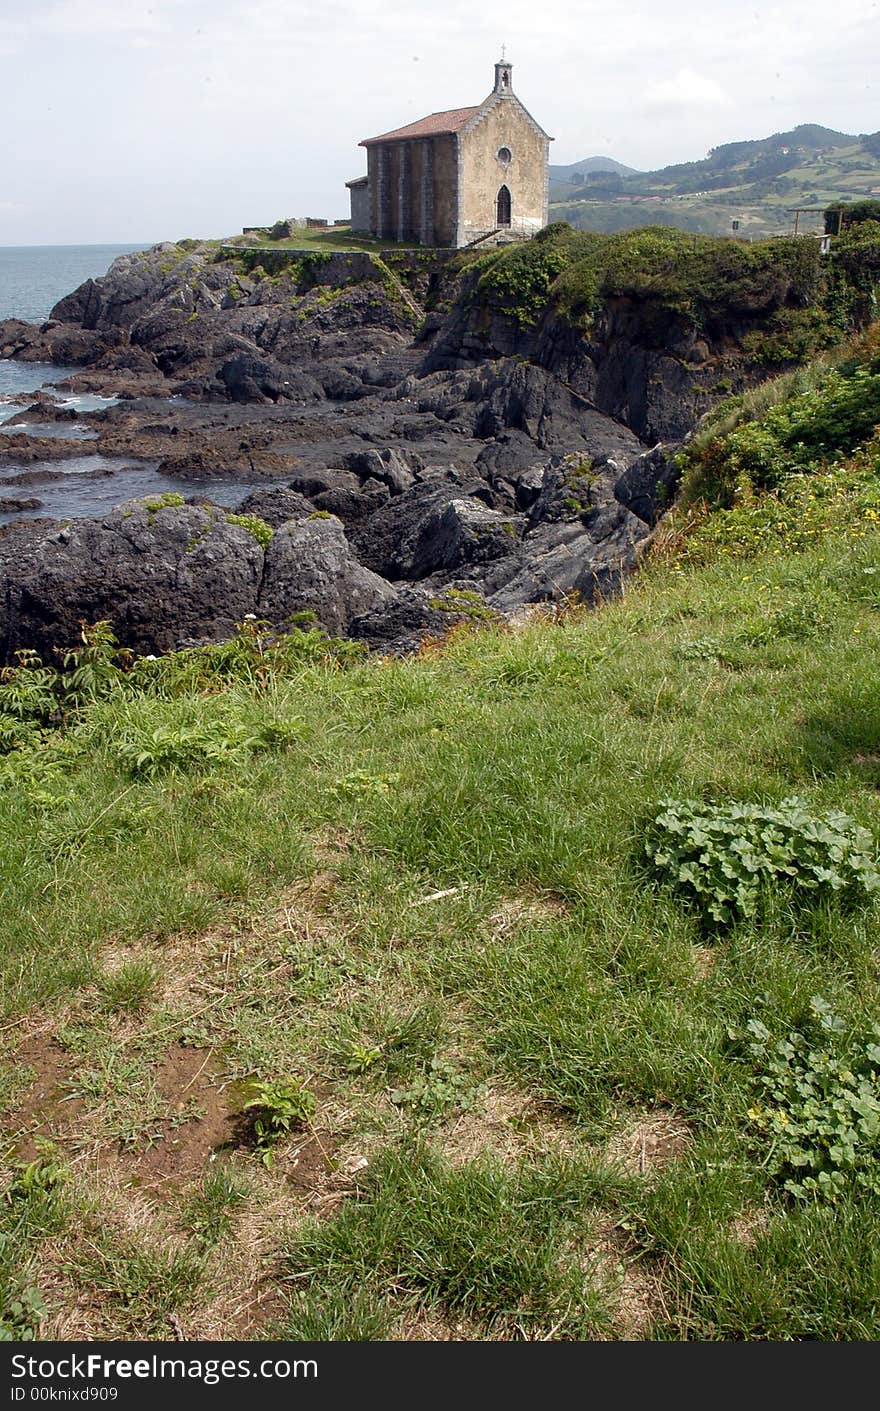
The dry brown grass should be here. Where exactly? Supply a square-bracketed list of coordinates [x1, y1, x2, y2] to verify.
[605, 1109, 692, 1178]
[437, 1084, 591, 1167]
[691, 944, 718, 980]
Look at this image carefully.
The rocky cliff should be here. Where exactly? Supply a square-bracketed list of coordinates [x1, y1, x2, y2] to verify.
[1, 223, 872, 659]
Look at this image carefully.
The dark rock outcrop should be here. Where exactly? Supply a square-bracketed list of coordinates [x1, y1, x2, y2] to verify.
[399, 497, 523, 579]
[257, 515, 395, 635]
[217, 354, 322, 405]
[341, 447, 421, 495]
[0, 503, 264, 658]
[0, 496, 43, 513]
[484, 499, 652, 614]
[613, 443, 681, 525]
[1, 235, 736, 656]
[349, 585, 483, 654]
[235, 487, 315, 527]
[421, 274, 748, 446]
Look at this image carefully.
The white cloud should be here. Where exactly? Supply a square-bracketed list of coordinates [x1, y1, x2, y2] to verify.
[29, 0, 191, 38]
[644, 68, 733, 111]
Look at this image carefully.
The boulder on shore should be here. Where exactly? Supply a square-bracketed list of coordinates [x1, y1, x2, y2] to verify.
[0, 502, 265, 659]
[258, 514, 396, 636]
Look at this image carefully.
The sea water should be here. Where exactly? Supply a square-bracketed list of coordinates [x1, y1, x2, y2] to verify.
[0, 244, 263, 521]
[0, 244, 147, 323]
[0, 242, 149, 429]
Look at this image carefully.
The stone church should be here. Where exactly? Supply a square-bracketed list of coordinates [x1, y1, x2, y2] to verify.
[346, 59, 552, 248]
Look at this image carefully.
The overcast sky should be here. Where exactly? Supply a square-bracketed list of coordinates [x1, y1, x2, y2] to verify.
[1, 0, 878, 245]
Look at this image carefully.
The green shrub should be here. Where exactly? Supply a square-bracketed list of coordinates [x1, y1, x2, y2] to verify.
[745, 997, 880, 1201]
[677, 445, 880, 563]
[829, 220, 880, 292]
[0, 650, 61, 736]
[0, 739, 82, 806]
[0, 713, 44, 753]
[242, 1078, 316, 1166]
[476, 231, 575, 327]
[143, 492, 185, 514]
[739, 306, 837, 365]
[390, 1055, 486, 1119]
[123, 619, 364, 696]
[824, 200, 880, 234]
[61, 621, 129, 704]
[684, 365, 880, 506]
[115, 718, 260, 778]
[0, 1286, 47, 1342]
[645, 797, 880, 925]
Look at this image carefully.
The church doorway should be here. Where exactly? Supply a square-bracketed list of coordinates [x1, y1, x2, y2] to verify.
[496, 185, 511, 227]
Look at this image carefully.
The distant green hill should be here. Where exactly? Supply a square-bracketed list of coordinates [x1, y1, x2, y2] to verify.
[549, 155, 639, 182]
[551, 123, 880, 239]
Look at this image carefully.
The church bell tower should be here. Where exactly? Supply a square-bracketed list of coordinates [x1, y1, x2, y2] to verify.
[494, 56, 513, 94]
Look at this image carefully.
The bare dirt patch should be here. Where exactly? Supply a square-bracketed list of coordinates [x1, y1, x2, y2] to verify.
[181, 1136, 342, 1341]
[730, 1205, 770, 1247]
[114, 1046, 239, 1195]
[589, 1221, 664, 1340]
[853, 752, 880, 767]
[605, 1109, 692, 1177]
[311, 824, 360, 866]
[5, 1037, 83, 1160]
[486, 893, 570, 939]
[101, 1049, 338, 1201]
[438, 1085, 593, 1167]
[391, 1307, 484, 1341]
[691, 945, 717, 980]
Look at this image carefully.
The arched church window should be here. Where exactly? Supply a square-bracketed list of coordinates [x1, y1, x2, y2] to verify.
[497, 146, 512, 165]
[496, 185, 512, 227]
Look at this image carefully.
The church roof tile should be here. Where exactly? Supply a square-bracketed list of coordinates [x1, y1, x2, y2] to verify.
[360, 106, 481, 145]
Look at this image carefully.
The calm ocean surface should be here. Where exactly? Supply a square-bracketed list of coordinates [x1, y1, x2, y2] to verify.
[0, 243, 148, 323]
[0, 243, 151, 428]
[0, 243, 262, 521]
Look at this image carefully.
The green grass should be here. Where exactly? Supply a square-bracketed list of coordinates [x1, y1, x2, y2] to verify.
[228, 227, 425, 255]
[181, 1164, 251, 1247]
[278, 1142, 620, 1340]
[1, 479, 880, 1337]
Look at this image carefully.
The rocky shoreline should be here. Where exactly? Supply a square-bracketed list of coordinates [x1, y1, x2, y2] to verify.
[0, 234, 782, 659]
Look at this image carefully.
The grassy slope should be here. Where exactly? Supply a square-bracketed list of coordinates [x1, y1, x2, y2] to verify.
[2, 523, 880, 1337]
[3, 293, 880, 1341]
[216, 227, 429, 255]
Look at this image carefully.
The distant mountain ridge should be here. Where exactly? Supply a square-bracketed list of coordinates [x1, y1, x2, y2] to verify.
[549, 156, 639, 182]
[550, 123, 880, 239]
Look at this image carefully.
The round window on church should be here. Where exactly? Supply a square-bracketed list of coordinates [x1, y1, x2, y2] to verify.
[497, 146, 512, 165]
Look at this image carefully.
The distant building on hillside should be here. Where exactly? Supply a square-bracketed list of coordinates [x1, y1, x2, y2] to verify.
[345, 59, 552, 248]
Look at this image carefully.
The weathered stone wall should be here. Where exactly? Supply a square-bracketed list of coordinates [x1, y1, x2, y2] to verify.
[362, 93, 547, 247]
[367, 147, 394, 239]
[387, 145, 401, 239]
[348, 182, 369, 233]
[458, 98, 548, 243]
[432, 136, 458, 246]
[407, 141, 426, 243]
